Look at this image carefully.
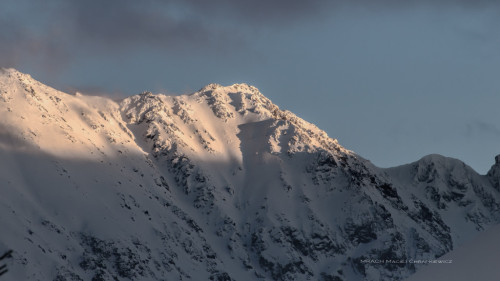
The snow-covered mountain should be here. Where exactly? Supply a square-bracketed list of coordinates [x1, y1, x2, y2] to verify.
[0, 68, 499, 281]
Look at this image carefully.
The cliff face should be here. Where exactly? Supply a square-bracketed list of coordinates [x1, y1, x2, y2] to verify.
[1, 68, 499, 281]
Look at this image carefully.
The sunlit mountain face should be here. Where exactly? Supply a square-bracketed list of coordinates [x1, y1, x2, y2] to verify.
[1, 68, 499, 281]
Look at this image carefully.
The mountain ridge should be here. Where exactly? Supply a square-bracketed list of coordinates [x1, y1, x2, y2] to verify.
[1, 68, 499, 281]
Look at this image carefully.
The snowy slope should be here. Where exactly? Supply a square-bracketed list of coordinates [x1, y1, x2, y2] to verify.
[1, 68, 500, 281]
[405, 223, 500, 281]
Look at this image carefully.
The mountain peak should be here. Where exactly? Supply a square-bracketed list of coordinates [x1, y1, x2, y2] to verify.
[487, 154, 500, 173]
[198, 83, 223, 92]
[0, 67, 20, 75]
[0, 67, 35, 82]
[120, 82, 349, 162]
[487, 154, 500, 190]
[417, 154, 463, 168]
[495, 154, 500, 165]
[198, 82, 260, 95]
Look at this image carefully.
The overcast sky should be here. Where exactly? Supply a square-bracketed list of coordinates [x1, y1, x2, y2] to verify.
[1, 0, 500, 173]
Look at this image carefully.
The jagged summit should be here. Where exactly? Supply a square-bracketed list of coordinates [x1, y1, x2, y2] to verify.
[0, 67, 26, 76]
[487, 154, 500, 191]
[121, 80, 350, 162]
[489, 154, 500, 171]
[198, 82, 260, 95]
[0, 67, 48, 90]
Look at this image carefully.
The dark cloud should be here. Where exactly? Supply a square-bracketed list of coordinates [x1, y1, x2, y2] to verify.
[0, 0, 335, 53]
[52, 0, 340, 51]
[0, 0, 240, 68]
[0, 2, 71, 69]
[1, 0, 499, 71]
[63, 0, 215, 50]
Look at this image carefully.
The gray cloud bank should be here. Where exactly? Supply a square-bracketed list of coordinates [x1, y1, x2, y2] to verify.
[0, 0, 498, 69]
[0, 0, 335, 66]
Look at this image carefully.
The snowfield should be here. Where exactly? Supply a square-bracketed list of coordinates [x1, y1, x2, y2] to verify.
[1, 68, 499, 281]
[405, 224, 500, 281]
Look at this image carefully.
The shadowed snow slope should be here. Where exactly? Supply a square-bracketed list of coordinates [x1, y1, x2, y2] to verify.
[1, 68, 500, 281]
[405, 224, 500, 281]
